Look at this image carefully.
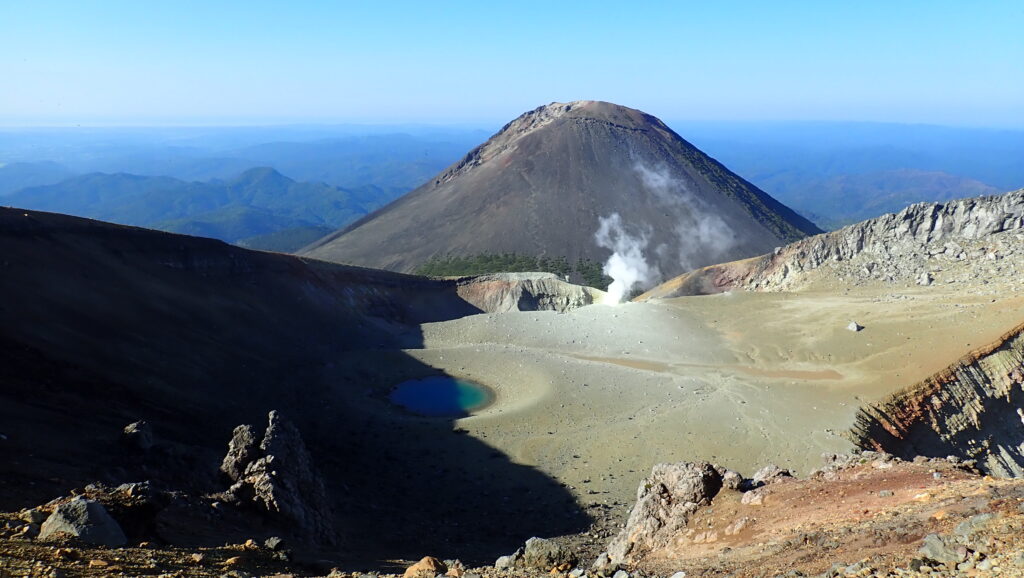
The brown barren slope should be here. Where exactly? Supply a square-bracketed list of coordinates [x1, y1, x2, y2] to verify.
[302, 101, 819, 278]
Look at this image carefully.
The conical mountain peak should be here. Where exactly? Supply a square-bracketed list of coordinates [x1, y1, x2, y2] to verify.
[434, 101, 669, 187]
[303, 101, 820, 285]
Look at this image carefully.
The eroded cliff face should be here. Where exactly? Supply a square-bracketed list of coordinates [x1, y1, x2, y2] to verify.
[852, 321, 1024, 477]
[642, 188, 1024, 298]
[454, 272, 605, 313]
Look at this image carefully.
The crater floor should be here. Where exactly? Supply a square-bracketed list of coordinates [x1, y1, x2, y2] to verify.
[361, 281, 1024, 510]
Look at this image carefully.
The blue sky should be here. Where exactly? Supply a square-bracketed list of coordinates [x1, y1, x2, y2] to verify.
[2, 1, 1022, 126]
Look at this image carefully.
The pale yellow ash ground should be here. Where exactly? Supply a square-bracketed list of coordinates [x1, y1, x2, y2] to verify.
[338, 276, 1024, 510]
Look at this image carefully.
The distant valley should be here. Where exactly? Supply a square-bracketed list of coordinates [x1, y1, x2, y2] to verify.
[2, 167, 401, 251]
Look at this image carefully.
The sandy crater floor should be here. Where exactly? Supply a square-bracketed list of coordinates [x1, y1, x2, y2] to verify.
[392, 283, 1024, 508]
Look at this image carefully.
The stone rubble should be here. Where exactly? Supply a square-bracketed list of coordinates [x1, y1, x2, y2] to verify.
[747, 188, 1024, 292]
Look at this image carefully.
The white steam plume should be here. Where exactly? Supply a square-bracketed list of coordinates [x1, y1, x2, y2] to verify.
[594, 213, 660, 304]
[633, 161, 738, 272]
[593, 162, 739, 304]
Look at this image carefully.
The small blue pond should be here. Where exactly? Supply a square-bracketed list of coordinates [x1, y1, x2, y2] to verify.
[389, 376, 493, 417]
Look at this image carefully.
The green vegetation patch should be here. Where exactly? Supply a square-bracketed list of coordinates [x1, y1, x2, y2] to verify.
[415, 253, 611, 289]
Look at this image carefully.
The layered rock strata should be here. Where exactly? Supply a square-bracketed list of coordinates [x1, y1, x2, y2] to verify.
[851, 321, 1024, 477]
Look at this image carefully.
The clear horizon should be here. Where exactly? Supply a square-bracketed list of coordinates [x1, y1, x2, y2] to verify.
[3, 1, 1023, 129]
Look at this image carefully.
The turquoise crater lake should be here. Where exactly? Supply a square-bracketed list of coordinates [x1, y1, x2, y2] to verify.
[389, 376, 494, 417]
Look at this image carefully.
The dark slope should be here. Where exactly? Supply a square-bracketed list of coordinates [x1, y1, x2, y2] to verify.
[0, 208, 587, 562]
[303, 101, 821, 278]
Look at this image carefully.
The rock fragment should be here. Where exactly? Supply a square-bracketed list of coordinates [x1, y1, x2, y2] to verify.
[122, 420, 154, 450]
[752, 464, 793, 486]
[494, 547, 523, 570]
[740, 489, 765, 505]
[919, 533, 968, 565]
[720, 469, 744, 491]
[20, 508, 47, 525]
[522, 536, 576, 570]
[220, 424, 259, 482]
[605, 461, 722, 565]
[38, 497, 127, 547]
[954, 513, 995, 537]
[403, 556, 446, 578]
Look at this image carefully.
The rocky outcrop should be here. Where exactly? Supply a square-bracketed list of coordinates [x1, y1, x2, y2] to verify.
[851, 320, 1024, 477]
[642, 188, 1024, 297]
[222, 411, 336, 543]
[603, 462, 723, 566]
[220, 424, 260, 482]
[121, 420, 154, 451]
[38, 497, 127, 547]
[455, 272, 604, 313]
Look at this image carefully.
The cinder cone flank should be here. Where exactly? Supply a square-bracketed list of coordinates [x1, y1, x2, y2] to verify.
[302, 101, 820, 279]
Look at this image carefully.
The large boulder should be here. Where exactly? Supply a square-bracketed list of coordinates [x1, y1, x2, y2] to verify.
[38, 497, 127, 547]
[402, 556, 447, 578]
[522, 536, 576, 571]
[605, 462, 722, 565]
[223, 411, 336, 544]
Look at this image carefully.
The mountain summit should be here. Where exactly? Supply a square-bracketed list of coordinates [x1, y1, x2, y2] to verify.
[302, 101, 821, 283]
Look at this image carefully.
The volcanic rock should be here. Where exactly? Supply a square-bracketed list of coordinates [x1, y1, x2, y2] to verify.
[403, 556, 446, 578]
[644, 188, 1024, 297]
[121, 420, 154, 450]
[223, 411, 335, 544]
[494, 547, 523, 570]
[20, 508, 47, 525]
[454, 272, 603, 312]
[303, 101, 819, 283]
[919, 533, 968, 565]
[38, 497, 127, 547]
[719, 469, 744, 491]
[605, 461, 723, 565]
[521, 536, 576, 570]
[752, 464, 793, 486]
[220, 424, 260, 483]
[740, 488, 766, 505]
[853, 319, 1024, 476]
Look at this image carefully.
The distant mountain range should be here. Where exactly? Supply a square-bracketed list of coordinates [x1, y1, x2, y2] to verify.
[1, 121, 1022, 251]
[0, 161, 76, 195]
[675, 121, 1024, 229]
[0, 129, 489, 190]
[780, 169, 1000, 229]
[3, 167, 401, 251]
